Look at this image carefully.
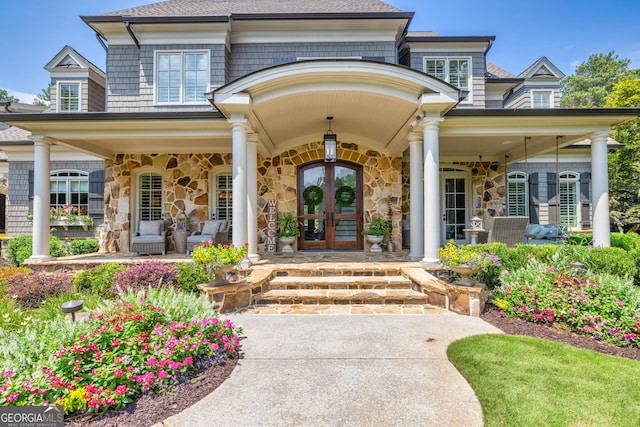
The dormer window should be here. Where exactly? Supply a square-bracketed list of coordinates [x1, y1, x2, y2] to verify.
[532, 90, 553, 108]
[58, 82, 80, 112]
[155, 50, 209, 104]
[424, 58, 471, 102]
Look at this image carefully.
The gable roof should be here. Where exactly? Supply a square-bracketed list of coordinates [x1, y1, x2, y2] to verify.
[518, 56, 565, 79]
[98, 0, 403, 17]
[45, 45, 105, 79]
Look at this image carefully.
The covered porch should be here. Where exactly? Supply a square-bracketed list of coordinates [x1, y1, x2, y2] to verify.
[2, 60, 637, 266]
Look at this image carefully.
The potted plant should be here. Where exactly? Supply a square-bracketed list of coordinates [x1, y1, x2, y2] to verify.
[191, 241, 248, 285]
[362, 215, 390, 252]
[276, 211, 301, 254]
[438, 240, 500, 286]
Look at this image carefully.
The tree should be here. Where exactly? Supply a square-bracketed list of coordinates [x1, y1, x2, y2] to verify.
[560, 51, 630, 108]
[0, 88, 19, 103]
[33, 85, 50, 106]
[605, 71, 640, 233]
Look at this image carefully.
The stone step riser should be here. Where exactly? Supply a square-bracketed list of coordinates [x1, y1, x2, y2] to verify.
[256, 289, 429, 306]
[269, 276, 413, 291]
[256, 297, 428, 305]
[272, 284, 413, 291]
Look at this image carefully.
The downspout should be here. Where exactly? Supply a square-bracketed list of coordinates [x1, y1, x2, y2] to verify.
[94, 32, 109, 112]
[125, 21, 140, 49]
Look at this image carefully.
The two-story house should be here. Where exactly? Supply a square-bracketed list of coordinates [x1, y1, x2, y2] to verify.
[0, 0, 638, 265]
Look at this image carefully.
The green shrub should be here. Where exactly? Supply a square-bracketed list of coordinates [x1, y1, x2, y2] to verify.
[580, 246, 639, 283]
[6, 235, 66, 266]
[72, 263, 123, 297]
[176, 262, 211, 293]
[0, 267, 32, 295]
[568, 232, 640, 251]
[68, 238, 99, 255]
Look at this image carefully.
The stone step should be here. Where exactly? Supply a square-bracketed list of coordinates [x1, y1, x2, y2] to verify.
[268, 275, 413, 290]
[256, 288, 429, 305]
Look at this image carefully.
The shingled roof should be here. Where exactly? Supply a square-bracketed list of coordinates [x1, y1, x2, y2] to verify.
[100, 0, 403, 17]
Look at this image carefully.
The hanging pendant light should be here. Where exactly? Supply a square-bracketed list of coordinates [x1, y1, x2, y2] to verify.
[324, 116, 337, 162]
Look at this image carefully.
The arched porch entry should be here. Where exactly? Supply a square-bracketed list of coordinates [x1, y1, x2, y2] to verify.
[297, 160, 363, 250]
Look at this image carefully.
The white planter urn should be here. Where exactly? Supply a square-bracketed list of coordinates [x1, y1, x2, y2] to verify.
[366, 235, 384, 253]
[279, 236, 296, 254]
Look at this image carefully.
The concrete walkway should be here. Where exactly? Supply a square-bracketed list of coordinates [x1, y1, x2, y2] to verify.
[163, 313, 502, 427]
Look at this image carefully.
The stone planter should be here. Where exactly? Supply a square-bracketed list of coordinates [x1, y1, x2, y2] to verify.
[448, 264, 478, 286]
[366, 235, 384, 253]
[278, 236, 296, 254]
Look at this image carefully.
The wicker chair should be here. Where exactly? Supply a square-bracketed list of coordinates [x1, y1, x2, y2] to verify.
[131, 220, 166, 255]
[186, 219, 231, 254]
[483, 216, 529, 247]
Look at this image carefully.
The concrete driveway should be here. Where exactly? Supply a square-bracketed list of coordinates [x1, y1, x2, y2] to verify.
[164, 313, 502, 427]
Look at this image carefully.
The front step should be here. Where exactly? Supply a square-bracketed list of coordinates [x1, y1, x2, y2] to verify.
[257, 288, 429, 305]
[269, 275, 413, 290]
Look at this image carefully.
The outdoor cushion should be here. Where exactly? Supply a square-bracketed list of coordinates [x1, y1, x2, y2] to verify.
[201, 220, 220, 236]
[527, 224, 541, 236]
[139, 220, 163, 236]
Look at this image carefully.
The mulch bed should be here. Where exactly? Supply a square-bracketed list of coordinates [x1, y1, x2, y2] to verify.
[481, 305, 640, 361]
[65, 358, 238, 427]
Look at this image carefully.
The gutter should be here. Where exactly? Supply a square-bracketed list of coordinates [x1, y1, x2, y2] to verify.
[125, 21, 140, 49]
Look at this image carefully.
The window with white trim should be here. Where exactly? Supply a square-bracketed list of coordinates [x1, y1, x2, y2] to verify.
[138, 173, 163, 221]
[532, 90, 553, 108]
[58, 82, 80, 112]
[507, 172, 527, 216]
[156, 51, 209, 104]
[215, 173, 232, 222]
[424, 58, 471, 95]
[559, 172, 579, 228]
[50, 170, 88, 214]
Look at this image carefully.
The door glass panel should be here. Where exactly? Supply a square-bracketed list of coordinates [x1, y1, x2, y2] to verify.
[335, 219, 356, 241]
[443, 177, 467, 242]
[302, 166, 326, 242]
[333, 166, 356, 214]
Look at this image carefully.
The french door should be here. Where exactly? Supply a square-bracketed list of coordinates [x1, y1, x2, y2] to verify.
[441, 172, 469, 244]
[298, 161, 363, 250]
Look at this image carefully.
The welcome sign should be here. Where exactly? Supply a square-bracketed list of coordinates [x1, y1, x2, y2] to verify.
[266, 200, 277, 252]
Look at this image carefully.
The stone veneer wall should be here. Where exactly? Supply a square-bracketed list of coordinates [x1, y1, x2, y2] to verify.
[256, 140, 403, 250]
[104, 143, 402, 253]
[105, 153, 231, 253]
[400, 160, 507, 229]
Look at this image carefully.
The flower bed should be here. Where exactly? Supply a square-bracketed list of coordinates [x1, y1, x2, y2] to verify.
[0, 289, 241, 414]
[492, 259, 640, 347]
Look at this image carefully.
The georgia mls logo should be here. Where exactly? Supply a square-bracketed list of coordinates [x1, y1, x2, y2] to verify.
[0, 406, 64, 427]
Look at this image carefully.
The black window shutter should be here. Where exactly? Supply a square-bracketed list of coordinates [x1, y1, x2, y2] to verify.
[28, 170, 34, 199]
[88, 169, 105, 217]
[547, 172, 558, 223]
[580, 172, 591, 228]
[528, 172, 539, 223]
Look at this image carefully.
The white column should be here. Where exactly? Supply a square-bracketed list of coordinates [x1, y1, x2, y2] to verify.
[408, 132, 424, 260]
[230, 119, 248, 248]
[591, 132, 610, 248]
[29, 138, 52, 262]
[421, 117, 443, 267]
[246, 133, 259, 262]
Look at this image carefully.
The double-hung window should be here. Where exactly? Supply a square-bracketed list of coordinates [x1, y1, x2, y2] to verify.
[424, 58, 471, 100]
[507, 172, 528, 216]
[50, 170, 89, 214]
[58, 82, 80, 112]
[532, 90, 553, 108]
[156, 51, 209, 104]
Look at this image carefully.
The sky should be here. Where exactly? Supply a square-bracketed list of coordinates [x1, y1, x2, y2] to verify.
[1, 0, 639, 104]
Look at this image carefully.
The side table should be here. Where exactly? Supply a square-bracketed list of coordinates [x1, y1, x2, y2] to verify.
[173, 229, 188, 254]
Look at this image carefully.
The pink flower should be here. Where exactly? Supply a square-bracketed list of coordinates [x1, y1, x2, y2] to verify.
[112, 338, 121, 347]
[115, 385, 128, 396]
[4, 370, 14, 378]
[147, 356, 158, 366]
[182, 356, 193, 366]
[157, 370, 168, 379]
[113, 369, 125, 378]
[7, 392, 20, 403]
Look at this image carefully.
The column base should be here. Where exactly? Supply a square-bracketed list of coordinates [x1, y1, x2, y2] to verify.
[406, 252, 424, 261]
[420, 258, 442, 270]
[248, 253, 260, 263]
[25, 255, 54, 264]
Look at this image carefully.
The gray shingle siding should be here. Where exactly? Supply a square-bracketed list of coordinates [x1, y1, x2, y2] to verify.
[7, 160, 105, 236]
[227, 41, 396, 81]
[409, 52, 486, 108]
[504, 84, 560, 109]
[107, 44, 226, 112]
[88, 77, 106, 112]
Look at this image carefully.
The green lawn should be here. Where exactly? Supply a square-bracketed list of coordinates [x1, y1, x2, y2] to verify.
[448, 334, 640, 427]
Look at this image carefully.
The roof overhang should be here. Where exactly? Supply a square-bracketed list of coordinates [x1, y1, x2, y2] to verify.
[439, 108, 640, 162]
[213, 59, 460, 156]
[0, 111, 228, 159]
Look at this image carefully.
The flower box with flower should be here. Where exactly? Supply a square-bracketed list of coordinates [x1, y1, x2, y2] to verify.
[439, 240, 501, 285]
[191, 241, 248, 285]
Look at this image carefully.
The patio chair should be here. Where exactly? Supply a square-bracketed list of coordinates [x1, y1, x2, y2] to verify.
[485, 216, 529, 248]
[131, 220, 166, 255]
[186, 219, 231, 253]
